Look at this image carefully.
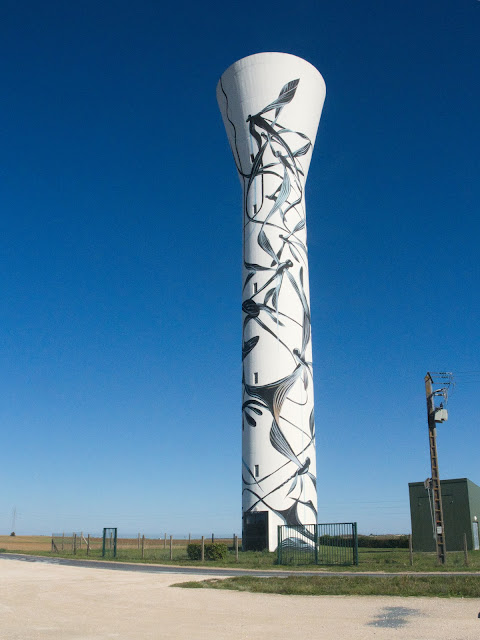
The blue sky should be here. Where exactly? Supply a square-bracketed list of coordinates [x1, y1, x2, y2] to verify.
[1, 0, 479, 536]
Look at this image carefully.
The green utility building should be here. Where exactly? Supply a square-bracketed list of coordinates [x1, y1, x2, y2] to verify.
[409, 478, 480, 552]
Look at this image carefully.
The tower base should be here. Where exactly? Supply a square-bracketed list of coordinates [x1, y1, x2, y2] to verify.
[242, 511, 269, 551]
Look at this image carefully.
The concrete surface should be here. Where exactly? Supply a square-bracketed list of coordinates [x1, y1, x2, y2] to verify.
[1, 557, 479, 639]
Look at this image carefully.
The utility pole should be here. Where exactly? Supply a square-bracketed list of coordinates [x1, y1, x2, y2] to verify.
[424, 372, 452, 565]
[11, 507, 16, 535]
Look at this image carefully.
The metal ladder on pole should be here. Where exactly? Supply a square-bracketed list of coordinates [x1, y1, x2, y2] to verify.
[425, 373, 446, 564]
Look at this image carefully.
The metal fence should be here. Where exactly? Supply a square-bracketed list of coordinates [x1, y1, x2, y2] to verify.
[277, 522, 358, 566]
[102, 528, 117, 558]
[50, 533, 239, 560]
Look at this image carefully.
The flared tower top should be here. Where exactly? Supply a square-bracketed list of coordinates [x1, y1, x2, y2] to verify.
[218, 52, 325, 89]
[217, 52, 326, 183]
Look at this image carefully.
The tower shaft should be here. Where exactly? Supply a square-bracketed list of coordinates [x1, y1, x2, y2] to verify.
[217, 53, 326, 550]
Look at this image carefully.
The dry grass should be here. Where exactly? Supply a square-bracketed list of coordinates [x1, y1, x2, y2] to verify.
[0, 535, 52, 551]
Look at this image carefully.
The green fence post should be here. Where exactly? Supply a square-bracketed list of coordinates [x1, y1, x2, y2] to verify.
[353, 522, 358, 566]
[314, 524, 318, 564]
[277, 526, 281, 565]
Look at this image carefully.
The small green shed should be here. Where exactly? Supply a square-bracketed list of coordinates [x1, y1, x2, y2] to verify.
[409, 478, 480, 551]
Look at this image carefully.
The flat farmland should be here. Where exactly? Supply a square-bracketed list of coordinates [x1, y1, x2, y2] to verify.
[0, 535, 236, 553]
[0, 535, 52, 551]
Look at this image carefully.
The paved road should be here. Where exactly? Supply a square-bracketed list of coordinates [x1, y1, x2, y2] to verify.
[1, 552, 478, 577]
[1, 556, 479, 640]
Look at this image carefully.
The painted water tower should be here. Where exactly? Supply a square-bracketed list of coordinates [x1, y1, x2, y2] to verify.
[217, 53, 326, 550]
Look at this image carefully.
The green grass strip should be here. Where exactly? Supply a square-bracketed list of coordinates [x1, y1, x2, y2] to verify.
[5, 547, 480, 572]
[173, 575, 480, 598]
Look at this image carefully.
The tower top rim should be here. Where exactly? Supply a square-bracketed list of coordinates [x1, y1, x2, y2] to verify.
[217, 52, 324, 89]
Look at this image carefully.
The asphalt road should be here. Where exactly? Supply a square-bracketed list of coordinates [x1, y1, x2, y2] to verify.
[1, 552, 478, 577]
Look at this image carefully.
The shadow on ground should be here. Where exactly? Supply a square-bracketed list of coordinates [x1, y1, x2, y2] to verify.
[367, 607, 420, 628]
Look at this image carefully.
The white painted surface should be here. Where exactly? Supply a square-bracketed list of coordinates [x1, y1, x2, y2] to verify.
[217, 53, 325, 550]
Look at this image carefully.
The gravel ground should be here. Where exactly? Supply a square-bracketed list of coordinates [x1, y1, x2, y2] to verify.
[0, 558, 479, 639]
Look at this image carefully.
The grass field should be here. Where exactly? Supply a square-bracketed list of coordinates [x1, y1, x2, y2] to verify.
[2, 536, 480, 572]
[174, 575, 480, 597]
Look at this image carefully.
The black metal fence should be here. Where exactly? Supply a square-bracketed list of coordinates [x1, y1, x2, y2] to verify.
[277, 522, 358, 566]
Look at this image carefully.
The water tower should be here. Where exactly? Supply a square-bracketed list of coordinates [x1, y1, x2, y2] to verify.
[217, 53, 326, 550]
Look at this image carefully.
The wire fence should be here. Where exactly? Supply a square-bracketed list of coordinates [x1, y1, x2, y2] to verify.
[50, 533, 240, 561]
[51, 524, 358, 565]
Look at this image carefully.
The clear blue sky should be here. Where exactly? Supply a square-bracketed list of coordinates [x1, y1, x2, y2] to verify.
[1, 0, 479, 536]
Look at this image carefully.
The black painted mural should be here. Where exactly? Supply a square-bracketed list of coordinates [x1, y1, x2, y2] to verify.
[219, 71, 319, 544]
